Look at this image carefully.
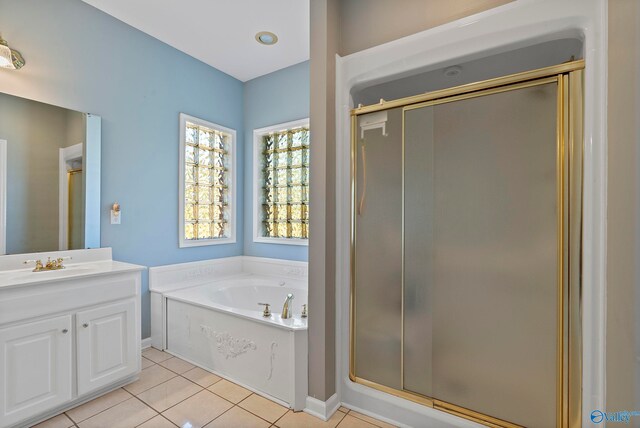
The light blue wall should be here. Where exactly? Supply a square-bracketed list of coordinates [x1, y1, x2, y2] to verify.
[243, 62, 310, 262]
[0, 0, 244, 338]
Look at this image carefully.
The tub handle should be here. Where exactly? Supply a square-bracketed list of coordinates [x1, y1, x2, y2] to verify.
[258, 303, 271, 317]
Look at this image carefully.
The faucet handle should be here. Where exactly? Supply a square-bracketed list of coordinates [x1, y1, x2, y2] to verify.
[258, 303, 271, 317]
[56, 256, 72, 267]
[23, 259, 44, 271]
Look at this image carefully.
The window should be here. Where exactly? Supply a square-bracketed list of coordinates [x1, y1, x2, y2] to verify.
[179, 113, 236, 247]
[253, 119, 309, 245]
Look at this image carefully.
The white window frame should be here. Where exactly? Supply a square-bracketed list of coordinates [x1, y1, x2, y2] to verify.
[179, 113, 236, 248]
[253, 118, 310, 246]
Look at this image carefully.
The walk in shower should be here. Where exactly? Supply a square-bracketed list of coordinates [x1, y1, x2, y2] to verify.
[350, 61, 584, 427]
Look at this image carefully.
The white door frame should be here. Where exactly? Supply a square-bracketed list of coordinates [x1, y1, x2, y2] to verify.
[0, 140, 6, 255]
[59, 143, 83, 251]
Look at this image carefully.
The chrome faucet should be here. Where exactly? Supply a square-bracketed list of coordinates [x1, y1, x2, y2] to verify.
[281, 293, 294, 319]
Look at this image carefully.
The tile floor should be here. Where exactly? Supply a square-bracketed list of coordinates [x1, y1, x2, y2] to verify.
[32, 348, 397, 428]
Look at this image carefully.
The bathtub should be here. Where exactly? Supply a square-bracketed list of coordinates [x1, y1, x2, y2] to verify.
[161, 273, 308, 410]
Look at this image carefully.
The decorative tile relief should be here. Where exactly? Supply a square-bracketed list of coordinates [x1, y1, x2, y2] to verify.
[200, 325, 257, 359]
[243, 257, 308, 281]
[149, 257, 244, 293]
[267, 342, 278, 381]
[185, 265, 218, 280]
[283, 267, 306, 278]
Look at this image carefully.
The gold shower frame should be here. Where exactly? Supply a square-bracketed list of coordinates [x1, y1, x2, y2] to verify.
[349, 60, 584, 428]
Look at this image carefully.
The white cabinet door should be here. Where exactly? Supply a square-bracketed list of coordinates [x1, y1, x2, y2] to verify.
[76, 299, 138, 395]
[0, 315, 73, 428]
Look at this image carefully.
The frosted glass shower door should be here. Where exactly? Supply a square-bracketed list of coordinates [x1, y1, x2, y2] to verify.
[403, 82, 559, 427]
[353, 108, 404, 389]
[352, 65, 584, 427]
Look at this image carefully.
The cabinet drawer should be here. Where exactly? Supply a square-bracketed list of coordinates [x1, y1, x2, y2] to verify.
[76, 299, 139, 395]
[0, 273, 138, 325]
[0, 315, 73, 428]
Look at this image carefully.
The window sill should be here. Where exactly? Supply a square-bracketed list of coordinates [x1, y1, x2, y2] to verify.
[179, 237, 237, 248]
[253, 237, 308, 246]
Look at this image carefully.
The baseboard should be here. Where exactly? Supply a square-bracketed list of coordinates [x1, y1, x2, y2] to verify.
[304, 393, 340, 421]
[141, 337, 152, 350]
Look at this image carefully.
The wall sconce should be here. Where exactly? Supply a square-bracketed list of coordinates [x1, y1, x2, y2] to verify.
[0, 36, 25, 70]
[110, 202, 121, 225]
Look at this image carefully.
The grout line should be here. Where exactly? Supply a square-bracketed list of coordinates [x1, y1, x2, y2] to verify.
[236, 393, 290, 425]
[137, 376, 204, 414]
[129, 394, 159, 427]
[271, 407, 290, 426]
[156, 377, 235, 416]
[336, 414, 355, 428]
[141, 357, 157, 368]
[71, 394, 156, 428]
[206, 389, 238, 408]
[65, 388, 134, 425]
[141, 351, 173, 364]
[182, 367, 223, 388]
[158, 414, 180, 427]
[141, 355, 173, 364]
[200, 402, 238, 425]
[124, 369, 179, 396]
[205, 388, 252, 405]
[157, 360, 196, 376]
[334, 411, 348, 426]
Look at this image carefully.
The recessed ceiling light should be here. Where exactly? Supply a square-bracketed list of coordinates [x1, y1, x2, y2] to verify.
[255, 31, 278, 46]
[443, 66, 462, 77]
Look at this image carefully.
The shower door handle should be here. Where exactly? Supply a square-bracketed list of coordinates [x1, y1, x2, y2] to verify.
[358, 144, 367, 215]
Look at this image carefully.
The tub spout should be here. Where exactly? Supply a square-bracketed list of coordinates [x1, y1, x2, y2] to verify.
[281, 293, 294, 319]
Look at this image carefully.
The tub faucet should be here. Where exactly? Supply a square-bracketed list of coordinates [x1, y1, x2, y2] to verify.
[281, 293, 294, 319]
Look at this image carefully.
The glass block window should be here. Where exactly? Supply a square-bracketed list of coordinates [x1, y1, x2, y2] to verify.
[255, 121, 309, 243]
[180, 114, 235, 247]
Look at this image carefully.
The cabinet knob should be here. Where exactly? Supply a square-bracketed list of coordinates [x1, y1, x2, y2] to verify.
[62, 329, 68, 334]
[83, 323, 89, 328]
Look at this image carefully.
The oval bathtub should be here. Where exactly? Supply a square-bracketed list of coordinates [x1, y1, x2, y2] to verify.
[162, 274, 308, 409]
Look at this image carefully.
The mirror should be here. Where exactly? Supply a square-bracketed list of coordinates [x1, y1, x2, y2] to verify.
[0, 92, 101, 255]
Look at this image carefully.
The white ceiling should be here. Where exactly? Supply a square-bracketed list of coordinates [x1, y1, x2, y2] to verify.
[82, 0, 310, 82]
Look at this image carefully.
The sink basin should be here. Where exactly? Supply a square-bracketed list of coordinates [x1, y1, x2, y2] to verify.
[1, 264, 101, 283]
[0, 249, 145, 289]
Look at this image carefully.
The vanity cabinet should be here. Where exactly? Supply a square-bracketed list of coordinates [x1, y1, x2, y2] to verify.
[0, 251, 144, 428]
[0, 315, 73, 428]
